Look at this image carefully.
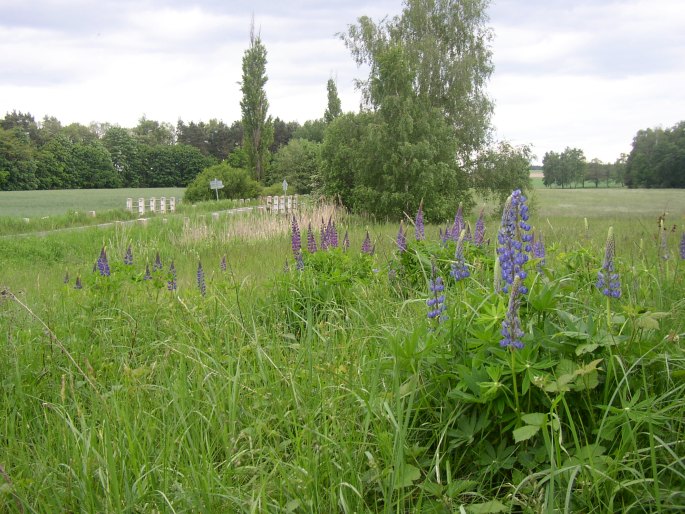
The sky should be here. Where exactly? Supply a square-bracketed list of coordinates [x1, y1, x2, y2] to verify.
[1, 0, 684, 164]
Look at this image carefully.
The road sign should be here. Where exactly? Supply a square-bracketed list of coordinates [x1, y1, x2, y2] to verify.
[210, 178, 224, 200]
[282, 179, 288, 194]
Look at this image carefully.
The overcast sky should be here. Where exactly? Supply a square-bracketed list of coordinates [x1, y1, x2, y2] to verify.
[1, 0, 683, 164]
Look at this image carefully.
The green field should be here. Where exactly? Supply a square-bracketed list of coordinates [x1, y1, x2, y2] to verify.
[0, 187, 185, 217]
[1, 189, 684, 512]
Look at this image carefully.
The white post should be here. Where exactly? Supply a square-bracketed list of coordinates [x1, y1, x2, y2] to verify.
[169, 197, 176, 213]
[266, 196, 272, 213]
[126, 198, 133, 211]
[287, 195, 292, 213]
[149, 197, 156, 213]
[138, 198, 145, 215]
[279, 196, 286, 213]
[160, 197, 166, 213]
[293, 194, 298, 211]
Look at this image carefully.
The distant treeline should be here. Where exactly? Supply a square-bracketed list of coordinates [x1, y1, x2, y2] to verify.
[541, 121, 685, 189]
[0, 111, 323, 191]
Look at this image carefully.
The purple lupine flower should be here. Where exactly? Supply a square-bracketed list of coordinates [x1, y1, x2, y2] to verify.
[63, 271, 69, 284]
[153, 252, 163, 271]
[396, 222, 407, 252]
[474, 208, 486, 246]
[220, 254, 227, 272]
[532, 231, 546, 270]
[452, 203, 464, 241]
[464, 223, 472, 242]
[327, 217, 339, 248]
[500, 276, 524, 350]
[291, 216, 301, 259]
[307, 223, 318, 253]
[167, 260, 177, 291]
[124, 245, 133, 266]
[74, 275, 83, 290]
[596, 227, 621, 298]
[427, 263, 448, 322]
[342, 230, 350, 251]
[143, 263, 152, 280]
[450, 229, 470, 281]
[97, 247, 110, 277]
[197, 261, 206, 296]
[320, 218, 328, 251]
[361, 230, 372, 255]
[415, 201, 425, 241]
[680, 231, 685, 259]
[440, 227, 449, 246]
[496, 190, 532, 294]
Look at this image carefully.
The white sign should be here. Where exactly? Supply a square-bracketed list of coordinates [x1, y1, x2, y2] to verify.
[210, 178, 224, 200]
[282, 179, 288, 194]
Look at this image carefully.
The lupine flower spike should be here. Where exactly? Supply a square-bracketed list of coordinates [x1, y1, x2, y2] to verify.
[496, 190, 532, 294]
[474, 208, 486, 246]
[63, 270, 70, 284]
[124, 245, 133, 265]
[307, 223, 317, 253]
[342, 230, 350, 251]
[396, 221, 407, 252]
[220, 254, 227, 272]
[97, 247, 110, 277]
[531, 231, 546, 271]
[451, 229, 470, 281]
[427, 262, 448, 322]
[452, 203, 464, 242]
[144, 263, 152, 280]
[596, 226, 621, 298]
[167, 261, 177, 291]
[500, 276, 524, 350]
[680, 231, 685, 260]
[361, 231, 372, 255]
[415, 201, 425, 241]
[74, 275, 83, 290]
[153, 252, 163, 271]
[197, 261, 206, 296]
[291, 216, 304, 270]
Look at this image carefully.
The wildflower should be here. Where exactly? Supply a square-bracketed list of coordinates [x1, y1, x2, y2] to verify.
[450, 229, 470, 281]
[396, 222, 407, 252]
[143, 263, 152, 281]
[291, 216, 301, 260]
[74, 275, 83, 290]
[415, 201, 425, 241]
[342, 230, 350, 251]
[531, 231, 546, 270]
[464, 223, 472, 242]
[327, 217, 338, 248]
[496, 190, 532, 294]
[452, 203, 464, 241]
[596, 227, 621, 298]
[680, 231, 685, 260]
[153, 252, 163, 271]
[63, 270, 69, 284]
[165, 260, 176, 291]
[124, 245, 133, 265]
[361, 231, 372, 255]
[307, 223, 318, 253]
[500, 276, 524, 350]
[97, 247, 110, 277]
[220, 254, 227, 272]
[197, 261, 206, 296]
[427, 263, 447, 322]
[474, 208, 486, 246]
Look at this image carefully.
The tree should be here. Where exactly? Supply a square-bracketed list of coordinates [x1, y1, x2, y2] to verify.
[269, 139, 321, 194]
[133, 116, 175, 146]
[542, 151, 560, 187]
[585, 158, 604, 188]
[475, 141, 532, 205]
[323, 79, 342, 124]
[0, 127, 37, 190]
[625, 122, 685, 188]
[293, 119, 326, 143]
[269, 117, 299, 154]
[71, 140, 120, 189]
[341, 0, 493, 166]
[102, 127, 142, 186]
[561, 147, 586, 187]
[240, 22, 273, 182]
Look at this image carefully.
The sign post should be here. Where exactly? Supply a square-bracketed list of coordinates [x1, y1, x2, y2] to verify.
[282, 179, 288, 195]
[209, 178, 224, 201]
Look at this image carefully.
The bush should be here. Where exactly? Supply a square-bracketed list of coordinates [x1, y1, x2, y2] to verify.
[184, 163, 260, 203]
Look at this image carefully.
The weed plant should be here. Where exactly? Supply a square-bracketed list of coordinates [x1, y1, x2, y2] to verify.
[0, 193, 684, 512]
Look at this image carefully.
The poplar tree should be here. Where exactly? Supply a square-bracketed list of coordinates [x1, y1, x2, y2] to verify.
[240, 22, 273, 182]
[323, 79, 342, 124]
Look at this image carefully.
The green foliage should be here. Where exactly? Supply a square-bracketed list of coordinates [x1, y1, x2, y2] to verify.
[293, 118, 327, 143]
[268, 138, 321, 194]
[240, 23, 274, 182]
[323, 78, 342, 124]
[475, 141, 533, 206]
[183, 163, 260, 202]
[542, 147, 587, 188]
[625, 121, 685, 188]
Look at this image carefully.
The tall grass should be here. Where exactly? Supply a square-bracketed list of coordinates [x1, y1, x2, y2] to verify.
[1, 193, 684, 512]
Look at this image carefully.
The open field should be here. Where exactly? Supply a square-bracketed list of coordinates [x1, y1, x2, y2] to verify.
[0, 187, 185, 217]
[1, 191, 684, 512]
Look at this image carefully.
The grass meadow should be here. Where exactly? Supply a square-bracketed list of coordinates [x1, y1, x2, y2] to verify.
[1, 187, 684, 512]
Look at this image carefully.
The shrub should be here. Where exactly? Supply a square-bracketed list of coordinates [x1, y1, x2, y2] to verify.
[183, 163, 260, 203]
